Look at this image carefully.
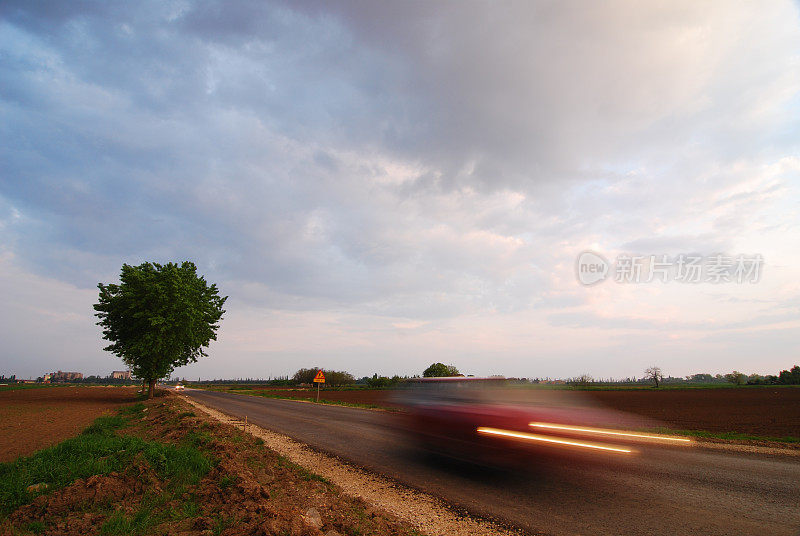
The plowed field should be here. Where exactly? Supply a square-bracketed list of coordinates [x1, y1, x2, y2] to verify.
[0, 386, 137, 462]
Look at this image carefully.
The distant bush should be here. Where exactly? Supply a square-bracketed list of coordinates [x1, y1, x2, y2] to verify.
[724, 371, 746, 386]
[778, 365, 800, 385]
[746, 374, 778, 385]
[365, 375, 403, 388]
[292, 367, 355, 387]
[422, 363, 460, 377]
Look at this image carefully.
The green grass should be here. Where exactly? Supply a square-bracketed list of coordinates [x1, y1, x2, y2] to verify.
[180, 495, 200, 518]
[0, 384, 70, 392]
[100, 506, 156, 535]
[651, 427, 800, 444]
[315, 398, 388, 410]
[98, 485, 205, 536]
[82, 414, 128, 434]
[225, 389, 391, 411]
[211, 514, 235, 536]
[218, 474, 238, 489]
[0, 405, 211, 519]
[120, 402, 146, 416]
[25, 521, 46, 534]
[141, 443, 211, 484]
[184, 430, 214, 449]
[134, 389, 168, 401]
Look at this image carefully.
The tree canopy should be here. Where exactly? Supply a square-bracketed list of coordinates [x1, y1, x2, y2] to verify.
[292, 367, 355, 387]
[422, 362, 460, 377]
[725, 370, 746, 386]
[94, 261, 227, 397]
[778, 365, 800, 385]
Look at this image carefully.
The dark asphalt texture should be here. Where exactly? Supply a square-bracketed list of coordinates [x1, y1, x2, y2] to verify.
[185, 389, 800, 536]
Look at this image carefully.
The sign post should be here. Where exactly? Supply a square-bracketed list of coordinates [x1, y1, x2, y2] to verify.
[313, 370, 325, 402]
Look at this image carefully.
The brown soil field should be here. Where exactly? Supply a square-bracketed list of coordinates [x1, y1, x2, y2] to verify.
[0, 386, 138, 462]
[232, 386, 800, 438]
[585, 388, 800, 437]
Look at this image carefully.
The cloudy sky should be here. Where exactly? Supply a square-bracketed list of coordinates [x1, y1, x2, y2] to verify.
[2, 1, 799, 381]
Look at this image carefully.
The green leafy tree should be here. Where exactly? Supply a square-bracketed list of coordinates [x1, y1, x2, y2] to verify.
[94, 262, 227, 398]
[292, 367, 322, 384]
[686, 373, 717, 383]
[725, 371, 746, 386]
[778, 365, 800, 385]
[292, 368, 355, 387]
[423, 362, 460, 377]
[325, 370, 355, 387]
[366, 374, 403, 388]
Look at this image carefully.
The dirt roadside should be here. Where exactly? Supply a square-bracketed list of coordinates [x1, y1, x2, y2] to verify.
[181, 394, 518, 536]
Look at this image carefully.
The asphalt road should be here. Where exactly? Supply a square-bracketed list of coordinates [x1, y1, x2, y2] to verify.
[185, 389, 800, 536]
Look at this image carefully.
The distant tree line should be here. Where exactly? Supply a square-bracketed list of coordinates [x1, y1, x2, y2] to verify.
[683, 366, 800, 386]
[186, 377, 294, 386]
[0, 374, 139, 385]
[9, 363, 800, 389]
[55, 375, 138, 385]
[178, 363, 462, 390]
[584, 365, 800, 387]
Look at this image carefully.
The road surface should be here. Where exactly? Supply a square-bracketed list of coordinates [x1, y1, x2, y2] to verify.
[185, 389, 800, 536]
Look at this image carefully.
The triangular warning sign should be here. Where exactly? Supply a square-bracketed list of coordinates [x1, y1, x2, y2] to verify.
[313, 370, 325, 383]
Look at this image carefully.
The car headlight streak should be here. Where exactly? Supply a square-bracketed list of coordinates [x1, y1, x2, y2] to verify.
[476, 427, 634, 454]
[529, 422, 693, 444]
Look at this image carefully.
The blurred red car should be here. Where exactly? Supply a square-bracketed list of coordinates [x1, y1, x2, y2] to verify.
[392, 377, 691, 465]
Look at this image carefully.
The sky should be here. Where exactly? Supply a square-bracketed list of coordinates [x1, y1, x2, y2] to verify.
[1, 1, 799, 381]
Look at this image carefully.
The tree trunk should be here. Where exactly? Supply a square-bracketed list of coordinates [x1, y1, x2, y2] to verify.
[148, 378, 156, 399]
[142, 380, 146, 394]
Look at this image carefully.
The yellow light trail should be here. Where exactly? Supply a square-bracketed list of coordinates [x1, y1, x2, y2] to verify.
[476, 427, 633, 454]
[529, 423, 693, 443]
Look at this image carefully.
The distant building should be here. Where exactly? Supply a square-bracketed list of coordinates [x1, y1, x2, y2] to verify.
[51, 370, 83, 382]
[111, 370, 132, 380]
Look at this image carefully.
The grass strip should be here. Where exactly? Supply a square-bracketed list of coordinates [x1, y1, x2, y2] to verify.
[240, 390, 391, 410]
[0, 384, 72, 392]
[650, 427, 800, 444]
